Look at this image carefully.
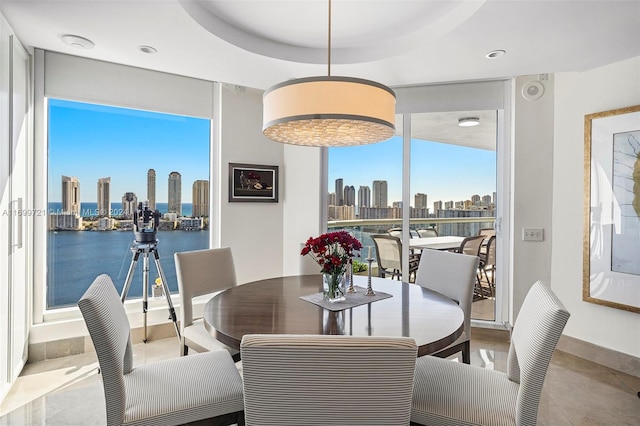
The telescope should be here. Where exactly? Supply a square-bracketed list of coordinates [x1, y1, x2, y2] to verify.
[133, 201, 160, 243]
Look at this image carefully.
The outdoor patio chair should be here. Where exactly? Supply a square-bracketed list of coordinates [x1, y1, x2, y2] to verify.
[371, 234, 419, 282]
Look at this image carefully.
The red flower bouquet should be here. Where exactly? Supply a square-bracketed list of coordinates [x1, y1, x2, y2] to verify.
[301, 231, 362, 301]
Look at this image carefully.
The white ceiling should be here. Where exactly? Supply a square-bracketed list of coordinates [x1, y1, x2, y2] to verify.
[1, 1, 638, 150]
[2, 0, 639, 92]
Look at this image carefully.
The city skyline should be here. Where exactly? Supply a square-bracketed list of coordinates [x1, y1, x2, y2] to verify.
[53, 173, 208, 212]
[48, 99, 210, 203]
[328, 136, 496, 205]
[330, 177, 495, 209]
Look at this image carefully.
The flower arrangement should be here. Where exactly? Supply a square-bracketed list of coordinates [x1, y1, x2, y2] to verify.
[301, 231, 363, 275]
[301, 231, 362, 301]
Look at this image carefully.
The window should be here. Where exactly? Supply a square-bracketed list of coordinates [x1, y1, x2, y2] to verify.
[46, 99, 210, 309]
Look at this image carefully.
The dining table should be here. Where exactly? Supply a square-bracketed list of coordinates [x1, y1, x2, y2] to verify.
[409, 236, 465, 251]
[203, 274, 464, 357]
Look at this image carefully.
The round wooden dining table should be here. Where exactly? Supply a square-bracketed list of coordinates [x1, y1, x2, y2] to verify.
[203, 274, 463, 357]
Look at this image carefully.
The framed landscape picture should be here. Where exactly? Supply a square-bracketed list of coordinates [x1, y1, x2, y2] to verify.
[583, 105, 640, 313]
[229, 163, 279, 203]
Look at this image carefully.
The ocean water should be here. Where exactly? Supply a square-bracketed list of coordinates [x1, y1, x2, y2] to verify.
[47, 229, 209, 308]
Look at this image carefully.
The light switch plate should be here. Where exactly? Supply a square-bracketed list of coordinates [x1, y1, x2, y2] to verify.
[523, 228, 544, 241]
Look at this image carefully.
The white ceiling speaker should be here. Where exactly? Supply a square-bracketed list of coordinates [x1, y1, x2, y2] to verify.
[522, 81, 545, 101]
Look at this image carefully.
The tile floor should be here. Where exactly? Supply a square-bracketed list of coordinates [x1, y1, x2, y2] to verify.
[1, 335, 639, 425]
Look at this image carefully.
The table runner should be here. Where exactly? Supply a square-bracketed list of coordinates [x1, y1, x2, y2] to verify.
[300, 285, 392, 312]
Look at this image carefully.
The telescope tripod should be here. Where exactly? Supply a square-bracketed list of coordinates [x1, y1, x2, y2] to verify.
[121, 240, 180, 343]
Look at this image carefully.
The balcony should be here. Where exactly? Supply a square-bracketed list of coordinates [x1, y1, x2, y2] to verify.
[328, 216, 496, 322]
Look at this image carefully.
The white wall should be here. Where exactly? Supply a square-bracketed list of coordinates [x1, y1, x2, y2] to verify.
[218, 85, 285, 283]
[281, 144, 324, 276]
[510, 75, 555, 321]
[552, 57, 640, 357]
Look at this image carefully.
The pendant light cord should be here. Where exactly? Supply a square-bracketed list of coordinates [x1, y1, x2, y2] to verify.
[328, 0, 332, 77]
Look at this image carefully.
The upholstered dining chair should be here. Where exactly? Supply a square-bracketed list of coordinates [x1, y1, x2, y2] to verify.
[241, 334, 417, 426]
[414, 249, 479, 363]
[411, 281, 570, 426]
[78, 274, 244, 426]
[371, 234, 419, 282]
[174, 247, 240, 360]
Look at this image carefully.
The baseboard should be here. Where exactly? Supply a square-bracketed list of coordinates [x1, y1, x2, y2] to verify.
[556, 335, 640, 378]
[470, 325, 510, 342]
[27, 322, 177, 363]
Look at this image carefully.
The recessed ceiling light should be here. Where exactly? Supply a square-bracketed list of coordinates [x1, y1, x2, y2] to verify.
[138, 45, 157, 54]
[458, 117, 480, 127]
[60, 34, 94, 49]
[485, 50, 506, 59]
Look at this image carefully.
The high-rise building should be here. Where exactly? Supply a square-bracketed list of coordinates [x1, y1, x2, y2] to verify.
[433, 200, 443, 212]
[97, 177, 111, 217]
[192, 180, 209, 217]
[415, 193, 428, 209]
[328, 192, 336, 206]
[147, 169, 156, 210]
[358, 186, 370, 209]
[122, 192, 137, 218]
[372, 180, 388, 208]
[482, 194, 492, 207]
[61, 175, 80, 215]
[168, 171, 182, 215]
[344, 185, 355, 206]
[335, 178, 344, 206]
[444, 201, 454, 210]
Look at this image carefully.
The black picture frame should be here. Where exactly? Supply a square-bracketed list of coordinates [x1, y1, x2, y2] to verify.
[229, 163, 279, 203]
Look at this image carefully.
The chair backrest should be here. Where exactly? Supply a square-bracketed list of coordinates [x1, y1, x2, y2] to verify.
[485, 235, 496, 266]
[241, 334, 417, 425]
[371, 234, 402, 272]
[417, 228, 438, 238]
[388, 228, 419, 238]
[387, 227, 402, 238]
[477, 227, 495, 237]
[507, 281, 570, 426]
[459, 235, 485, 256]
[174, 247, 237, 329]
[414, 250, 479, 336]
[78, 274, 133, 426]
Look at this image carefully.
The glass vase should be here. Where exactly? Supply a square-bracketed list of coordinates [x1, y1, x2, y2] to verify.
[322, 272, 346, 302]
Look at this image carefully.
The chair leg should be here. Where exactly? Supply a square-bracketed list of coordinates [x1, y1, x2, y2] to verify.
[462, 340, 470, 364]
[181, 344, 189, 356]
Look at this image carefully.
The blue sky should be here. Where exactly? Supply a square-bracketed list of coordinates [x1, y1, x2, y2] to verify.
[48, 99, 496, 207]
[328, 136, 496, 206]
[48, 99, 210, 203]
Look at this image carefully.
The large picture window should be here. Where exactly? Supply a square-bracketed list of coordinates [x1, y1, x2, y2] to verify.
[46, 99, 210, 309]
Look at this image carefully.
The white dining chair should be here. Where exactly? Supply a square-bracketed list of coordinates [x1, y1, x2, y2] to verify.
[411, 281, 570, 426]
[174, 247, 241, 360]
[241, 334, 417, 426]
[414, 249, 479, 363]
[78, 274, 245, 426]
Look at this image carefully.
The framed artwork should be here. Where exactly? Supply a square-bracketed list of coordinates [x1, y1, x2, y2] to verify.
[229, 163, 279, 203]
[583, 105, 640, 313]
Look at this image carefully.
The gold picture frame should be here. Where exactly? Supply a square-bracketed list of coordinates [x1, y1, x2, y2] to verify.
[583, 105, 640, 313]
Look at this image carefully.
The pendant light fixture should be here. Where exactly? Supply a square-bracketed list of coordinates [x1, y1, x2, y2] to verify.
[262, 0, 396, 147]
